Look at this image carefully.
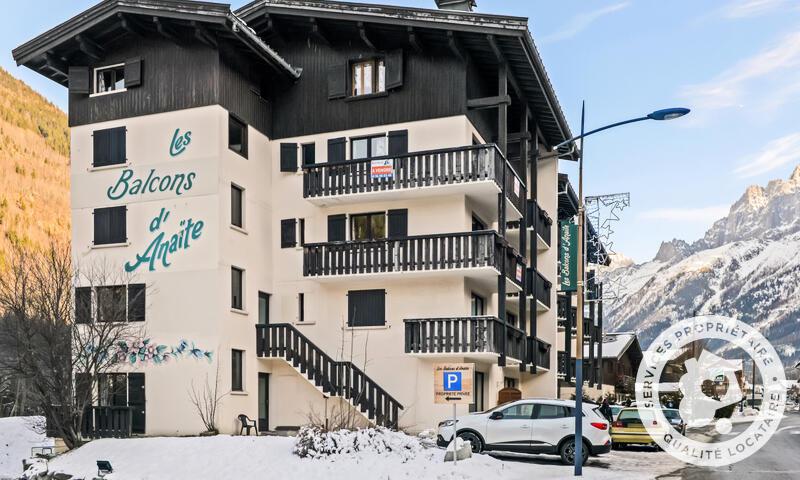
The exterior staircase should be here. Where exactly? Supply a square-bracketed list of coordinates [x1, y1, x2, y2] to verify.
[255, 324, 403, 428]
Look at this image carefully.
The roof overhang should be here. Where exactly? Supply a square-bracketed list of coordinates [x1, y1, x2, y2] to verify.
[236, 0, 574, 150]
[12, 0, 300, 86]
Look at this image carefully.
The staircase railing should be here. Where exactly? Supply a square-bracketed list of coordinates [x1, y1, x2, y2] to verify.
[255, 323, 403, 428]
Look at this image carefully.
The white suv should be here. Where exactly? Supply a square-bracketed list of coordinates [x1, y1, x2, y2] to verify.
[437, 398, 611, 465]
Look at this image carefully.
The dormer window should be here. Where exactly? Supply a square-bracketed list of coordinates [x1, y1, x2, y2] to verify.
[351, 59, 385, 97]
[94, 64, 126, 95]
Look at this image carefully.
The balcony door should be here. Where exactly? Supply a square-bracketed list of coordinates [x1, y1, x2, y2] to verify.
[258, 373, 269, 432]
[258, 292, 270, 325]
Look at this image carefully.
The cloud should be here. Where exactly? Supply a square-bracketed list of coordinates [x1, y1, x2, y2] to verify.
[639, 206, 730, 222]
[734, 132, 800, 178]
[722, 0, 787, 18]
[539, 2, 630, 44]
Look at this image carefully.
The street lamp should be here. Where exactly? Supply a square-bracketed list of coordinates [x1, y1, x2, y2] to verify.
[563, 104, 689, 476]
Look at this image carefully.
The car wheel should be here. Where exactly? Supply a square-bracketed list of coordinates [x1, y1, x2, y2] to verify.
[457, 431, 483, 453]
[559, 438, 589, 465]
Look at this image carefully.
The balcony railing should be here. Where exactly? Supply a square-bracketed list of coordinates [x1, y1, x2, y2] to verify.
[302, 144, 526, 215]
[527, 337, 551, 370]
[403, 316, 525, 361]
[526, 268, 552, 309]
[81, 406, 132, 439]
[527, 199, 552, 248]
[557, 351, 568, 378]
[303, 230, 524, 288]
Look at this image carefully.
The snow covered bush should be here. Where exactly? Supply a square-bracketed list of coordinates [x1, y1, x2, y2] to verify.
[293, 426, 425, 462]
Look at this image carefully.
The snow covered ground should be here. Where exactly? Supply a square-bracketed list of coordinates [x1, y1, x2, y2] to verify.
[28, 433, 686, 480]
[0, 416, 53, 479]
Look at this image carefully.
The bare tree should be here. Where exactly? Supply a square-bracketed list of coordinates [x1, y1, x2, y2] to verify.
[0, 241, 144, 449]
[188, 359, 226, 434]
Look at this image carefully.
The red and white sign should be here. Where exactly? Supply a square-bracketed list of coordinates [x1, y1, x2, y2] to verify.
[370, 159, 394, 179]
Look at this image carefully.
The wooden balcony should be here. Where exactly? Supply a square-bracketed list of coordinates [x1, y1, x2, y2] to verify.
[403, 316, 525, 362]
[527, 199, 553, 250]
[527, 336, 551, 370]
[526, 268, 552, 311]
[303, 230, 524, 290]
[302, 144, 526, 219]
[81, 406, 132, 439]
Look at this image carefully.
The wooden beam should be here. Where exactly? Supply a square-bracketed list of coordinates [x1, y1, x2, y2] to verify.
[117, 13, 145, 37]
[309, 18, 330, 46]
[407, 27, 423, 53]
[487, 34, 527, 106]
[43, 52, 67, 77]
[358, 22, 376, 50]
[263, 13, 284, 42]
[74, 34, 103, 61]
[447, 31, 465, 62]
[508, 131, 532, 143]
[191, 21, 217, 48]
[467, 95, 511, 110]
[498, 63, 508, 157]
[153, 17, 179, 43]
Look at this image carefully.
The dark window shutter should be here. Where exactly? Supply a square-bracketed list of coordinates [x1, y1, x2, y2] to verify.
[68, 66, 90, 94]
[110, 206, 127, 243]
[328, 214, 346, 242]
[385, 49, 404, 90]
[388, 130, 408, 157]
[280, 143, 298, 172]
[327, 63, 347, 99]
[302, 144, 316, 166]
[348, 289, 386, 327]
[387, 209, 408, 239]
[124, 57, 143, 88]
[110, 127, 126, 165]
[93, 208, 110, 244]
[128, 284, 146, 322]
[327, 137, 346, 163]
[127, 373, 146, 434]
[280, 219, 297, 248]
[75, 287, 92, 324]
[93, 127, 126, 167]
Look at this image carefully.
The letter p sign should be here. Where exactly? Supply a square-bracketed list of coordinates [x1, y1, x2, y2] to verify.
[443, 371, 462, 392]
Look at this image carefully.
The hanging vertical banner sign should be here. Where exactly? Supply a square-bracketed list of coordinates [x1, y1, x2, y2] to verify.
[559, 221, 578, 292]
[370, 159, 394, 179]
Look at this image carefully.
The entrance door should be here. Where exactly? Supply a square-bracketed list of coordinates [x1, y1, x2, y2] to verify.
[258, 373, 269, 432]
[127, 373, 146, 434]
[258, 292, 270, 325]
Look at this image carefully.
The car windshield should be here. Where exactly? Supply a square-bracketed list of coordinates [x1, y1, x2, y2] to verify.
[662, 409, 681, 420]
[617, 409, 656, 423]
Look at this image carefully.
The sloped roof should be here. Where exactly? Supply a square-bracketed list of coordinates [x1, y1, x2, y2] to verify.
[585, 332, 641, 360]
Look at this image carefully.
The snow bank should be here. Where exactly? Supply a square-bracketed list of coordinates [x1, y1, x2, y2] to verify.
[294, 426, 424, 461]
[0, 416, 52, 479]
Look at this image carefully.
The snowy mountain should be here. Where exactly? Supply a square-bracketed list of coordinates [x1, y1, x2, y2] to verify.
[603, 166, 800, 366]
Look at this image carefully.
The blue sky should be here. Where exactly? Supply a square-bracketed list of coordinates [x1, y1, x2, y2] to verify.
[3, 0, 800, 262]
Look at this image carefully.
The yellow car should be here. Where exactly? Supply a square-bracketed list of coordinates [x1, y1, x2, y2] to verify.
[611, 408, 669, 449]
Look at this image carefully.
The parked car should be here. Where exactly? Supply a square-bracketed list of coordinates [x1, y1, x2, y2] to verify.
[436, 398, 611, 465]
[661, 408, 686, 434]
[611, 408, 669, 449]
[609, 405, 625, 420]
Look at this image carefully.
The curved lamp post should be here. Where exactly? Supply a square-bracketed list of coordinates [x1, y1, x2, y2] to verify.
[563, 105, 690, 476]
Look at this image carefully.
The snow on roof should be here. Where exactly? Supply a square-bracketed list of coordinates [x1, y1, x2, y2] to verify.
[584, 332, 638, 360]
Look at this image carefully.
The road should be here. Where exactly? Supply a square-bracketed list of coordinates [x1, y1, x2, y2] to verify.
[674, 411, 800, 479]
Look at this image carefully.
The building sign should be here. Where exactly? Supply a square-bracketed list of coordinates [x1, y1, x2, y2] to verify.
[559, 220, 577, 292]
[434, 363, 474, 404]
[370, 159, 394, 179]
[513, 177, 521, 197]
[107, 168, 196, 201]
[169, 128, 192, 157]
[124, 208, 204, 273]
[515, 264, 523, 283]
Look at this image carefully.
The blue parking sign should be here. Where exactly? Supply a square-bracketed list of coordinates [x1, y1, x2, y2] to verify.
[443, 371, 462, 391]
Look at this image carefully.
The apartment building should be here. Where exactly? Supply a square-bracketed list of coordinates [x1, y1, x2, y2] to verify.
[13, 0, 574, 436]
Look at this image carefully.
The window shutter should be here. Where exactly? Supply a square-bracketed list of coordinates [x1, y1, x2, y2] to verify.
[110, 206, 127, 243]
[348, 289, 386, 327]
[387, 209, 408, 239]
[327, 214, 346, 242]
[128, 284, 146, 322]
[302, 144, 316, 166]
[385, 49, 404, 90]
[280, 218, 297, 248]
[93, 129, 111, 167]
[124, 57, 143, 88]
[280, 143, 298, 172]
[93, 208, 110, 245]
[75, 287, 92, 324]
[68, 66, 91, 95]
[327, 137, 346, 163]
[327, 63, 347, 99]
[110, 127, 126, 165]
[388, 130, 408, 157]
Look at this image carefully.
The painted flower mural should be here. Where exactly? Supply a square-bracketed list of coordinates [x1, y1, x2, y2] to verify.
[113, 339, 213, 365]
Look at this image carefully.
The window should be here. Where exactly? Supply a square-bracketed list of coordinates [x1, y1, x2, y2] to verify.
[76, 287, 92, 324]
[98, 373, 128, 407]
[231, 349, 244, 392]
[93, 127, 126, 167]
[504, 377, 518, 389]
[231, 184, 244, 228]
[97, 286, 126, 323]
[507, 312, 517, 328]
[328, 214, 346, 242]
[472, 215, 487, 231]
[93, 206, 126, 245]
[298, 293, 305, 323]
[471, 293, 486, 316]
[94, 64, 125, 94]
[534, 404, 570, 420]
[351, 135, 387, 160]
[127, 284, 146, 322]
[348, 289, 385, 327]
[229, 115, 248, 158]
[74, 284, 145, 323]
[302, 143, 315, 166]
[280, 219, 297, 248]
[351, 212, 385, 241]
[500, 403, 534, 420]
[231, 267, 244, 310]
[258, 292, 270, 325]
[351, 59, 385, 97]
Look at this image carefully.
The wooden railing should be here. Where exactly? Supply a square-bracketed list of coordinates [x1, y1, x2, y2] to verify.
[527, 268, 552, 308]
[302, 144, 526, 214]
[527, 337, 551, 370]
[255, 324, 402, 428]
[403, 316, 526, 361]
[527, 199, 552, 247]
[557, 351, 568, 378]
[81, 406, 132, 439]
[303, 230, 524, 288]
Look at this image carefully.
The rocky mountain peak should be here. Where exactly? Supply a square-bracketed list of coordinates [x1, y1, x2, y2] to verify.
[653, 238, 692, 263]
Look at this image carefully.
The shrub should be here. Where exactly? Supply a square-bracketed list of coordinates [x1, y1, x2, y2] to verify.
[293, 426, 424, 462]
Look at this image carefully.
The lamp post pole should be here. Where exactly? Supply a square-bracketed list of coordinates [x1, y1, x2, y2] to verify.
[551, 106, 691, 476]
